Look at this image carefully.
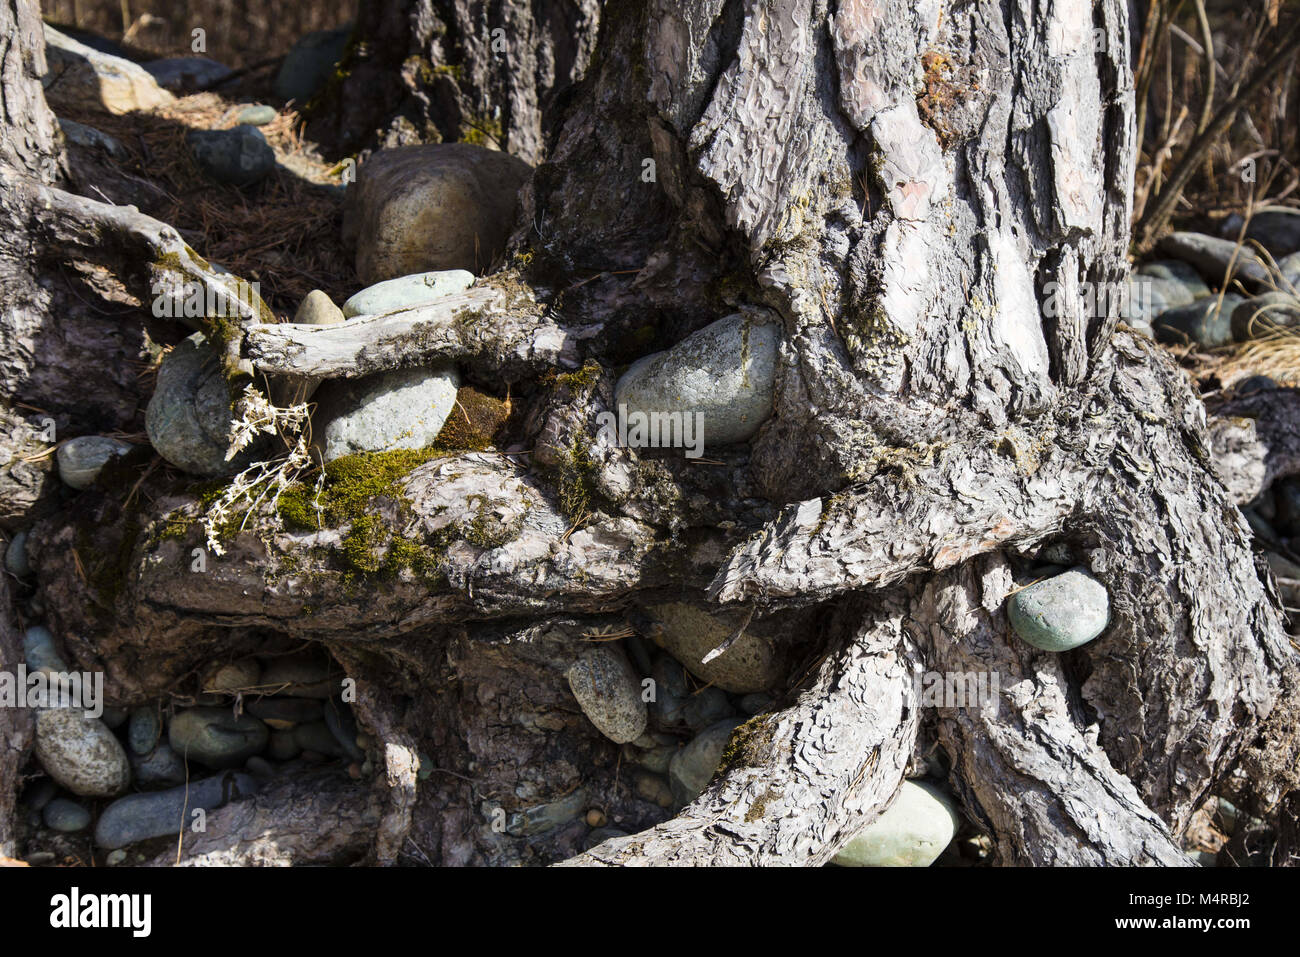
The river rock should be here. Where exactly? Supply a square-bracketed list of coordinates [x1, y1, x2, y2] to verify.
[294, 289, 345, 325]
[566, 644, 647, 745]
[127, 707, 162, 755]
[831, 780, 961, 867]
[130, 742, 187, 788]
[23, 626, 68, 675]
[235, 104, 277, 126]
[507, 787, 588, 837]
[202, 657, 261, 693]
[683, 686, 736, 731]
[274, 26, 351, 103]
[94, 772, 259, 849]
[43, 798, 92, 833]
[247, 697, 322, 729]
[1230, 291, 1300, 341]
[34, 709, 131, 798]
[58, 118, 128, 161]
[1126, 260, 1209, 326]
[146, 332, 264, 476]
[268, 729, 301, 761]
[1242, 210, 1300, 257]
[342, 144, 532, 283]
[56, 436, 133, 490]
[168, 707, 269, 768]
[258, 650, 338, 698]
[1007, 566, 1110, 652]
[638, 601, 782, 693]
[1158, 231, 1272, 286]
[293, 720, 344, 757]
[341, 270, 476, 317]
[313, 364, 460, 462]
[323, 698, 365, 761]
[634, 741, 679, 775]
[1273, 477, 1300, 538]
[614, 312, 779, 450]
[42, 24, 174, 114]
[1152, 294, 1243, 348]
[142, 56, 233, 91]
[5, 530, 30, 578]
[649, 655, 689, 727]
[583, 826, 629, 850]
[668, 718, 743, 806]
[187, 125, 275, 187]
[634, 771, 674, 808]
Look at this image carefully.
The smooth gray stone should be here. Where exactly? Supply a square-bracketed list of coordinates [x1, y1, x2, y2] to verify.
[274, 26, 351, 103]
[43, 797, 91, 833]
[323, 699, 365, 762]
[187, 125, 275, 187]
[35, 709, 132, 798]
[267, 728, 301, 761]
[668, 718, 743, 807]
[341, 270, 475, 318]
[57, 435, 133, 490]
[1158, 231, 1272, 285]
[831, 780, 961, 867]
[649, 655, 689, 728]
[100, 706, 128, 730]
[142, 56, 233, 91]
[1237, 374, 1278, 395]
[235, 104, 277, 126]
[506, 787, 588, 837]
[246, 697, 322, 728]
[683, 686, 736, 732]
[1153, 294, 1243, 348]
[1243, 210, 1300, 257]
[203, 657, 261, 693]
[5, 530, 30, 578]
[23, 625, 68, 674]
[614, 312, 779, 449]
[1230, 291, 1300, 341]
[293, 720, 344, 757]
[127, 707, 162, 755]
[146, 332, 264, 477]
[1007, 566, 1110, 652]
[1134, 259, 1211, 293]
[738, 692, 775, 715]
[130, 742, 187, 788]
[634, 742, 679, 775]
[58, 118, 128, 160]
[168, 707, 269, 768]
[313, 364, 460, 462]
[567, 644, 647, 745]
[94, 772, 259, 849]
[1277, 250, 1300, 288]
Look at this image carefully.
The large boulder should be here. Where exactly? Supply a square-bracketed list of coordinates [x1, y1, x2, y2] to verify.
[342, 144, 533, 284]
[42, 24, 173, 115]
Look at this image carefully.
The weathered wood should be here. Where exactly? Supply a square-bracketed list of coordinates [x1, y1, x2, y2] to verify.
[244, 282, 583, 380]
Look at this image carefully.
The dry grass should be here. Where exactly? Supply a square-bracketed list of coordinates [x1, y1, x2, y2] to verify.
[59, 91, 354, 316]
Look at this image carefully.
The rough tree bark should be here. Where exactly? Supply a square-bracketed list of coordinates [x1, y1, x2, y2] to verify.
[311, 0, 602, 163]
[1, 0, 1298, 866]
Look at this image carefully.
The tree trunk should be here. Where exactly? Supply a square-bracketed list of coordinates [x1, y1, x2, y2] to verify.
[2, 0, 1297, 866]
[311, 0, 601, 164]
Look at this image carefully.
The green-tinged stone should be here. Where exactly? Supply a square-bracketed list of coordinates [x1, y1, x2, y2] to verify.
[1007, 566, 1110, 652]
[831, 780, 961, 867]
[341, 270, 475, 317]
